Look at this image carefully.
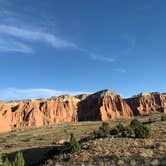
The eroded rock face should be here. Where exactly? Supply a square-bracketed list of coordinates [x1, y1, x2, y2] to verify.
[0, 90, 166, 133]
[126, 92, 166, 115]
[78, 90, 133, 121]
[0, 95, 79, 133]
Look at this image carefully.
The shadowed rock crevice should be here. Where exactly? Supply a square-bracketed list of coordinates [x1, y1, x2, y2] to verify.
[77, 95, 102, 121]
[23, 108, 34, 122]
[11, 105, 19, 112]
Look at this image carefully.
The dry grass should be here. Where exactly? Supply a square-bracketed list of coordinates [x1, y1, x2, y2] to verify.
[0, 113, 165, 165]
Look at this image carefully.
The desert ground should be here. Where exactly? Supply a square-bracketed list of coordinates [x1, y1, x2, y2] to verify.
[0, 113, 165, 165]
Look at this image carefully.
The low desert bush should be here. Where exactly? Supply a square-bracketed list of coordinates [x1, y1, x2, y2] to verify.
[121, 126, 134, 137]
[130, 118, 151, 138]
[130, 119, 142, 129]
[134, 125, 151, 138]
[110, 123, 134, 137]
[90, 122, 111, 139]
[110, 127, 120, 135]
[92, 130, 103, 139]
[109, 119, 151, 138]
[101, 122, 111, 136]
[88, 119, 151, 140]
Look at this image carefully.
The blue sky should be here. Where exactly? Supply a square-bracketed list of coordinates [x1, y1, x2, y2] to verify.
[0, 0, 166, 100]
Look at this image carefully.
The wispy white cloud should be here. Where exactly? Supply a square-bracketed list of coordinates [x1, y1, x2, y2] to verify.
[0, 7, 78, 53]
[90, 53, 116, 63]
[0, 88, 86, 101]
[0, 25, 78, 49]
[113, 68, 127, 73]
[0, 4, 126, 73]
[0, 38, 33, 53]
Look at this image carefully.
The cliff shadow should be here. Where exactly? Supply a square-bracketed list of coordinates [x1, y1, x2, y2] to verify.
[5, 145, 62, 166]
[77, 95, 102, 122]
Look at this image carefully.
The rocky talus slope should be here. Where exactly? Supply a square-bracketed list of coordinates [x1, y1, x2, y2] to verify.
[0, 90, 165, 133]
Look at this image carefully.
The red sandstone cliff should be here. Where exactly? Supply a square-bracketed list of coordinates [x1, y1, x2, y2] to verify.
[0, 90, 166, 133]
[0, 95, 79, 133]
[126, 92, 166, 115]
[78, 90, 133, 121]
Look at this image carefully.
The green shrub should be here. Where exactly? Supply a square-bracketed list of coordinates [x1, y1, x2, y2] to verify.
[116, 123, 126, 132]
[91, 122, 111, 139]
[83, 129, 104, 141]
[121, 126, 134, 137]
[110, 127, 120, 135]
[101, 122, 111, 135]
[130, 119, 142, 129]
[92, 130, 103, 139]
[97, 122, 111, 138]
[110, 124, 134, 137]
[69, 133, 80, 153]
[161, 115, 166, 121]
[134, 125, 151, 138]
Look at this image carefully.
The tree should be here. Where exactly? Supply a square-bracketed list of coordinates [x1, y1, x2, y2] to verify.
[14, 152, 24, 166]
[70, 133, 80, 153]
